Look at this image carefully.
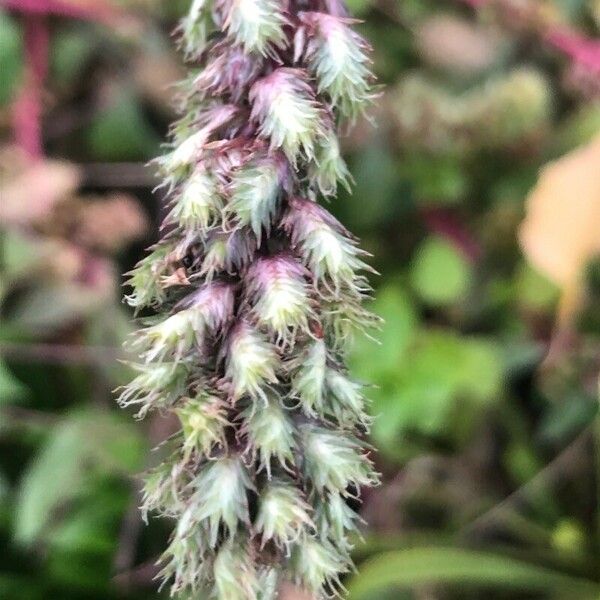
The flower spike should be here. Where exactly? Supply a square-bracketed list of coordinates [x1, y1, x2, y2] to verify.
[120, 0, 378, 597]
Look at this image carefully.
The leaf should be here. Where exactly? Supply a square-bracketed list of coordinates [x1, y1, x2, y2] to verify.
[348, 547, 600, 599]
[410, 235, 472, 306]
[0, 360, 27, 405]
[0, 11, 23, 106]
[14, 410, 144, 544]
[86, 86, 160, 161]
[519, 134, 600, 323]
[369, 330, 503, 456]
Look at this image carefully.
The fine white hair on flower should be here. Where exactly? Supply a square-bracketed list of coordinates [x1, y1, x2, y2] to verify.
[289, 339, 328, 416]
[187, 456, 255, 547]
[313, 491, 365, 549]
[116, 361, 189, 418]
[300, 423, 378, 493]
[124, 241, 177, 311]
[194, 42, 264, 103]
[250, 68, 326, 162]
[241, 393, 296, 476]
[179, 0, 213, 59]
[309, 127, 353, 197]
[254, 478, 314, 550]
[281, 196, 374, 296]
[212, 539, 260, 600]
[244, 254, 314, 347]
[166, 167, 223, 232]
[175, 393, 230, 459]
[160, 104, 239, 183]
[200, 228, 257, 280]
[224, 320, 279, 401]
[290, 534, 350, 594]
[131, 281, 235, 363]
[217, 0, 288, 56]
[225, 152, 291, 243]
[296, 12, 374, 122]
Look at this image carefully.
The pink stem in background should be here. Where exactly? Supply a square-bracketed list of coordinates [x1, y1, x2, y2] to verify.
[12, 14, 49, 160]
[546, 29, 600, 74]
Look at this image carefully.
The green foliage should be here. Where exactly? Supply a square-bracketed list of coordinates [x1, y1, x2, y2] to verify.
[410, 236, 473, 306]
[348, 547, 600, 598]
[15, 410, 144, 544]
[0, 11, 22, 106]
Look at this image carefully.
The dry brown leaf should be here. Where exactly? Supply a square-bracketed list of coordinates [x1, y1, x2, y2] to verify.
[519, 133, 600, 323]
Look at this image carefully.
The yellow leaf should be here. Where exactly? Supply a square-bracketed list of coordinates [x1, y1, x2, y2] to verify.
[519, 134, 600, 323]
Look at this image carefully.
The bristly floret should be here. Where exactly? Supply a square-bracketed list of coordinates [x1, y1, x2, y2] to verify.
[296, 12, 374, 122]
[121, 0, 378, 598]
[250, 68, 326, 163]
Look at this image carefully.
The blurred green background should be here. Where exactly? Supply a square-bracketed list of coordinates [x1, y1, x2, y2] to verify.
[1, 0, 600, 599]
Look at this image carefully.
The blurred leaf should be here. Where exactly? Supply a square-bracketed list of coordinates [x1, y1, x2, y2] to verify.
[370, 330, 503, 454]
[0, 360, 27, 405]
[86, 87, 160, 161]
[410, 236, 473, 306]
[14, 410, 144, 544]
[519, 134, 600, 323]
[348, 547, 600, 598]
[0, 11, 23, 106]
[350, 284, 418, 379]
[514, 262, 560, 312]
[50, 26, 95, 89]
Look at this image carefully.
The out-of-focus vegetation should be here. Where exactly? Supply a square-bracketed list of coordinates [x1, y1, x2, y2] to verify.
[0, 0, 599, 599]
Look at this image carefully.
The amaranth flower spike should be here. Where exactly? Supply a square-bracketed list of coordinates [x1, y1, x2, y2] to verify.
[119, 0, 379, 597]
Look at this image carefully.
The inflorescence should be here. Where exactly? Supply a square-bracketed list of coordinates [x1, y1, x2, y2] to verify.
[119, 0, 379, 597]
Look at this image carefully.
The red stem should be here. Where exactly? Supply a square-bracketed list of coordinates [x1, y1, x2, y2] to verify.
[12, 14, 49, 160]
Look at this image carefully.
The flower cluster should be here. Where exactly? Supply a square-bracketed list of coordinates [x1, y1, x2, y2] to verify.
[119, 0, 377, 597]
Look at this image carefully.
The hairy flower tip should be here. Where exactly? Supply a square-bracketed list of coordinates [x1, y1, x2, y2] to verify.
[210, 539, 260, 600]
[188, 456, 255, 547]
[176, 394, 229, 459]
[290, 535, 350, 596]
[166, 167, 222, 232]
[224, 320, 279, 401]
[314, 491, 364, 546]
[241, 393, 296, 476]
[179, 0, 214, 59]
[217, 0, 288, 56]
[141, 460, 189, 521]
[132, 281, 235, 363]
[245, 254, 313, 347]
[300, 423, 378, 493]
[255, 478, 313, 549]
[289, 339, 328, 416]
[117, 361, 189, 418]
[200, 228, 257, 280]
[225, 152, 292, 243]
[296, 12, 373, 122]
[195, 42, 264, 103]
[309, 128, 352, 196]
[160, 105, 239, 182]
[124, 242, 176, 310]
[250, 68, 326, 162]
[281, 197, 374, 295]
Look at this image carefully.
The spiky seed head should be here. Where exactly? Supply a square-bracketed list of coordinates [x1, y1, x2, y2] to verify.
[224, 320, 279, 401]
[255, 479, 314, 549]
